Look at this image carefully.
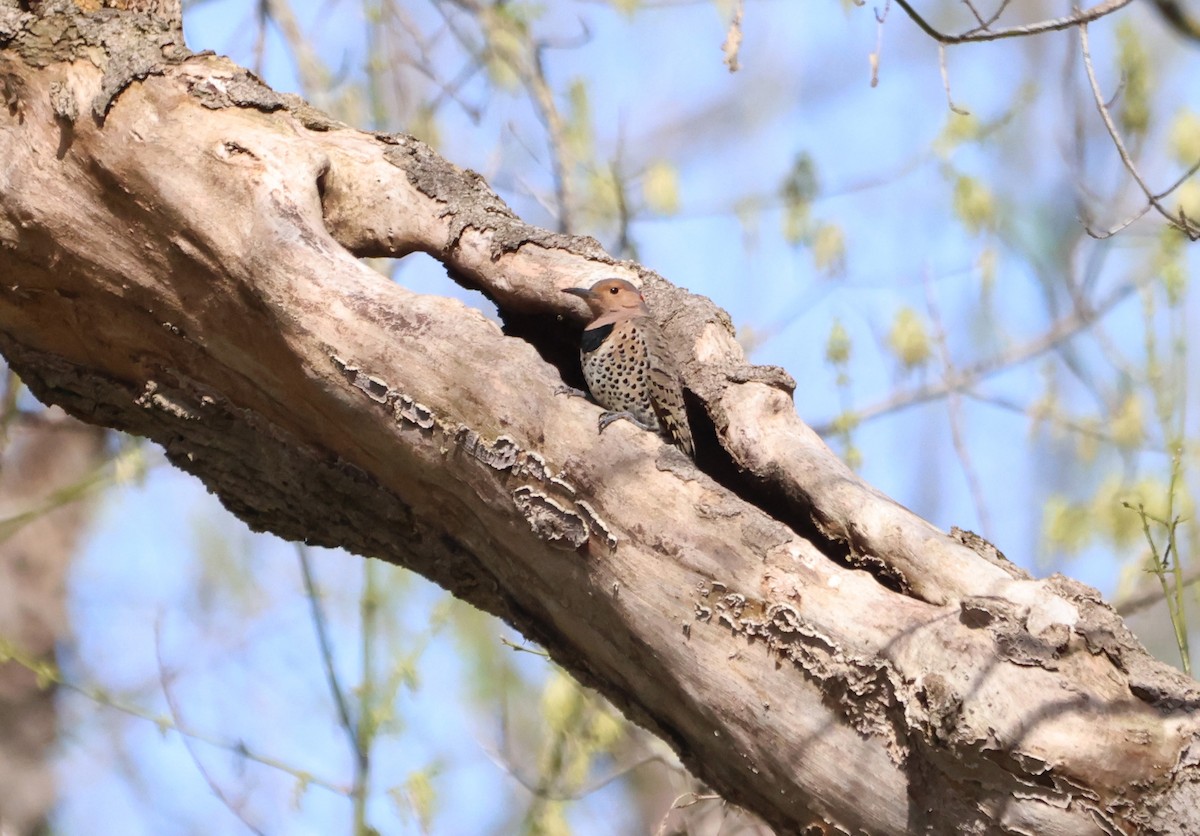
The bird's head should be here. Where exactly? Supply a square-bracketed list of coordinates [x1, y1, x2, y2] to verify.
[561, 279, 649, 317]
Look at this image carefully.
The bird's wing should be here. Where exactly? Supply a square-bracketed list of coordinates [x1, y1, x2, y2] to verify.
[640, 317, 695, 457]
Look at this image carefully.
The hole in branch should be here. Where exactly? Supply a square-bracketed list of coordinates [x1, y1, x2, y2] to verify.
[383, 252, 499, 325]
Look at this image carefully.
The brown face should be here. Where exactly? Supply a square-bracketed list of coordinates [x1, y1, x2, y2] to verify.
[562, 279, 646, 314]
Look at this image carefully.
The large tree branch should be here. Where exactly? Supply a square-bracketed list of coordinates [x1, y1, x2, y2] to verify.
[1, 5, 1198, 833]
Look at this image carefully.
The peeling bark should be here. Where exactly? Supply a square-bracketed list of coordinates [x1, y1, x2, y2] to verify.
[1, 5, 1198, 833]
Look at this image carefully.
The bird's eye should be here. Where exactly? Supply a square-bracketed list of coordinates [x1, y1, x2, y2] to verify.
[609, 286, 619, 294]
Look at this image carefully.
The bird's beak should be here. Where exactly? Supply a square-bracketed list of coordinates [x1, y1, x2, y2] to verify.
[561, 287, 594, 301]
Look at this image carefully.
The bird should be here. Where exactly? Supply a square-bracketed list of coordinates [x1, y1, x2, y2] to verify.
[561, 279, 694, 457]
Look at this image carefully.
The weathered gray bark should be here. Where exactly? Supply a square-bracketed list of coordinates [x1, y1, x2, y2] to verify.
[1, 3, 1197, 833]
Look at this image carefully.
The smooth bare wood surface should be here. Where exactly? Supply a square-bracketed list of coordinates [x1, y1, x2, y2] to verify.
[1, 5, 1198, 833]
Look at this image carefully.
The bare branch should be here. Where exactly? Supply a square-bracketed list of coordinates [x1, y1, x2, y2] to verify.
[155, 622, 267, 836]
[1149, 0, 1200, 42]
[923, 269, 991, 537]
[938, 43, 968, 114]
[1117, 566, 1200, 617]
[1078, 21, 1200, 239]
[812, 281, 1135, 433]
[296, 545, 369, 817]
[892, 0, 1134, 44]
[438, 0, 581, 232]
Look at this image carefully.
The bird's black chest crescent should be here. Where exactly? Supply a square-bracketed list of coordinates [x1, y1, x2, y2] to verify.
[580, 323, 615, 354]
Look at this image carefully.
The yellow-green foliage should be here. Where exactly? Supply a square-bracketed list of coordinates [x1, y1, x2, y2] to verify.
[541, 668, 580, 734]
[782, 201, 809, 246]
[0, 637, 60, 689]
[1042, 476, 1193, 555]
[780, 152, 818, 245]
[825, 319, 852, 367]
[1110, 394, 1145, 451]
[1042, 495, 1092, 555]
[1153, 226, 1189, 307]
[829, 412, 860, 436]
[582, 168, 622, 226]
[1168, 108, 1200, 164]
[953, 175, 995, 235]
[887, 306, 932, 369]
[1096, 476, 1189, 548]
[527, 803, 570, 836]
[538, 669, 625, 792]
[407, 106, 441, 149]
[643, 160, 680, 215]
[1116, 21, 1152, 137]
[395, 769, 436, 833]
[1175, 180, 1200, 224]
[977, 247, 997, 295]
[564, 78, 593, 161]
[812, 223, 846, 275]
[587, 706, 623, 751]
[1074, 417, 1102, 463]
[481, 4, 538, 90]
[934, 112, 983, 158]
[843, 446, 862, 470]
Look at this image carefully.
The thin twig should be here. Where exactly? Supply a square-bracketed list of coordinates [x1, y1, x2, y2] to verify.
[1164, 449, 1191, 674]
[892, 0, 1134, 45]
[1126, 500, 1192, 674]
[963, 0, 1013, 31]
[528, 43, 576, 233]
[1079, 21, 1200, 239]
[1084, 203, 1152, 239]
[654, 792, 722, 836]
[963, 390, 1168, 453]
[154, 620, 266, 836]
[253, 0, 268, 77]
[1117, 566, 1200, 617]
[811, 281, 1135, 434]
[1149, 0, 1200, 41]
[438, 0, 579, 232]
[869, 0, 886, 87]
[0, 367, 20, 450]
[297, 545, 366, 785]
[1154, 155, 1200, 201]
[482, 740, 668, 802]
[923, 268, 991, 537]
[0, 443, 152, 545]
[938, 44, 968, 114]
[355, 557, 378, 834]
[610, 117, 634, 258]
[500, 636, 551, 658]
[263, 0, 334, 107]
[1, 636, 347, 794]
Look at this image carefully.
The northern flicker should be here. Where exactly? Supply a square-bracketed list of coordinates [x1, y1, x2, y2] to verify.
[562, 279, 695, 457]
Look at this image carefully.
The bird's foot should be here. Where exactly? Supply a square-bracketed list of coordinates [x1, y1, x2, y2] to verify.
[554, 384, 590, 399]
[598, 410, 656, 434]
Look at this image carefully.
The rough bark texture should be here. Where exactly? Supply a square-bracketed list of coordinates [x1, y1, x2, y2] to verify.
[1, 4, 1198, 833]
